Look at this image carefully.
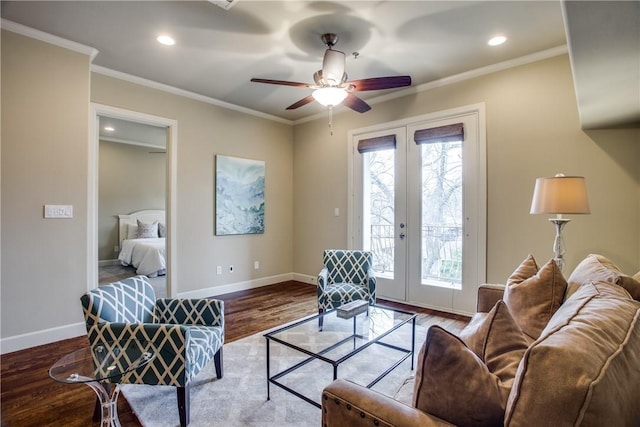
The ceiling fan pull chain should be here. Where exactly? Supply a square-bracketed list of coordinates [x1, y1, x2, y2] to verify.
[328, 105, 334, 136]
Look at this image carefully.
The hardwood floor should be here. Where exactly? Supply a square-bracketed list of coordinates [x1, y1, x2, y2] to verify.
[0, 281, 468, 427]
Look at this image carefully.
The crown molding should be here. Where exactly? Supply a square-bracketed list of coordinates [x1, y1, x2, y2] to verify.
[2, 17, 566, 127]
[293, 45, 568, 125]
[91, 65, 294, 126]
[1, 19, 99, 61]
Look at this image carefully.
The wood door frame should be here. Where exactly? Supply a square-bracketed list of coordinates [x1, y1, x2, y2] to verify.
[88, 103, 178, 296]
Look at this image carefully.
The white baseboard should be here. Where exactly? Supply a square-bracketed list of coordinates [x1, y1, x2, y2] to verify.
[1, 322, 87, 355]
[98, 259, 120, 267]
[292, 273, 317, 286]
[178, 273, 310, 299]
[1, 273, 317, 354]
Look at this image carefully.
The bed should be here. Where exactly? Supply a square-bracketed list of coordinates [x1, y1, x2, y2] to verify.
[117, 210, 166, 277]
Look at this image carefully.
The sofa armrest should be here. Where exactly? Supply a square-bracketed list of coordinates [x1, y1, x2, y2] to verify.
[476, 284, 505, 312]
[322, 379, 455, 427]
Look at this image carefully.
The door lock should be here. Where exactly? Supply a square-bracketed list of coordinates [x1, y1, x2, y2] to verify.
[399, 233, 406, 239]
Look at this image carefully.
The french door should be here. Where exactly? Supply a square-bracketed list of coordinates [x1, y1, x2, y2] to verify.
[350, 105, 486, 315]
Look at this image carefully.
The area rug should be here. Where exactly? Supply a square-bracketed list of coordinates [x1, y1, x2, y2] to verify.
[121, 321, 430, 427]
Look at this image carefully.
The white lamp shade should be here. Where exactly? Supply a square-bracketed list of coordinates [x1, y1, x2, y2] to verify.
[530, 175, 590, 214]
[312, 87, 348, 106]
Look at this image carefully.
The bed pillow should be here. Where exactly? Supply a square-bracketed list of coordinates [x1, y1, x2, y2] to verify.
[412, 325, 504, 427]
[567, 254, 640, 301]
[126, 224, 138, 240]
[136, 220, 159, 238]
[158, 222, 166, 238]
[503, 256, 567, 340]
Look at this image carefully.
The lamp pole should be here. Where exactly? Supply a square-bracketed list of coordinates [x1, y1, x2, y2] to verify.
[549, 216, 571, 272]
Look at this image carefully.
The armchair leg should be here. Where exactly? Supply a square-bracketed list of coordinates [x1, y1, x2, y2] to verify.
[318, 308, 325, 331]
[214, 347, 224, 379]
[177, 385, 190, 427]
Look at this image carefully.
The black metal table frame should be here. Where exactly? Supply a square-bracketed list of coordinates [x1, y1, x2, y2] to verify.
[264, 305, 416, 408]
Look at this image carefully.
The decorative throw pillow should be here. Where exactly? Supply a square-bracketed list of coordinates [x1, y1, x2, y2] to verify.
[158, 222, 166, 238]
[458, 301, 529, 402]
[136, 220, 159, 238]
[126, 223, 138, 239]
[412, 326, 504, 427]
[507, 254, 539, 287]
[503, 256, 567, 340]
[567, 254, 640, 301]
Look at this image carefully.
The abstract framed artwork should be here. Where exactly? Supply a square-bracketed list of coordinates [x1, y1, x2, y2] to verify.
[215, 155, 265, 235]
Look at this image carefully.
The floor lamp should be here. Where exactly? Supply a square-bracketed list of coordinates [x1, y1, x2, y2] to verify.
[530, 174, 590, 272]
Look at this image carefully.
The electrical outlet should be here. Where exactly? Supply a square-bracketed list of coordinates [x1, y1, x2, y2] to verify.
[216, 266, 222, 275]
[114, 245, 119, 253]
[229, 265, 234, 273]
[254, 261, 259, 270]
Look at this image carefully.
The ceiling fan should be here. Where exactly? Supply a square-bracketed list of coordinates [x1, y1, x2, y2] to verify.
[251, 33, 411, 113]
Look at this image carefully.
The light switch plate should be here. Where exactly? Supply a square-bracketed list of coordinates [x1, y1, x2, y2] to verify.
[44, 205, 73, 219]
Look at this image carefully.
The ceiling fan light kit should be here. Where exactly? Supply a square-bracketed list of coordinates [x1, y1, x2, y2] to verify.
[312, 87, 348, 107]
[250, 32, 412, 132]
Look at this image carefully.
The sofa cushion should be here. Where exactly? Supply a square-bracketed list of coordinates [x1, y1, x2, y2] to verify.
[503, 257, 567, 340]
[413, 326, 504, 427]
[567, 253, 640, 301]
[505, 281, 640, 427]
[459, 301, 529, 402]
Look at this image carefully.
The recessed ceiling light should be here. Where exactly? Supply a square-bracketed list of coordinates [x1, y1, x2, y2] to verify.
[157, 35, 175, 46]
[488, 35, 507, 46]
[104, 126, 115, 132]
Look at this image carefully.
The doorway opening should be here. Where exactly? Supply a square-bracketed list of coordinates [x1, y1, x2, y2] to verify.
[88, 104, 178, 297]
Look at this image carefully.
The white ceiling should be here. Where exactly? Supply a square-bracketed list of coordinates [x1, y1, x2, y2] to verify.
[99, 117, 167, 149]
[1, 1, 637, 127]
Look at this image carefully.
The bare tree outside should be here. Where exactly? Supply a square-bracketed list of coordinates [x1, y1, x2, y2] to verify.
[420, 141, 462, 287]
[365, 140, 462, 287]
[366, 149, 395, 275]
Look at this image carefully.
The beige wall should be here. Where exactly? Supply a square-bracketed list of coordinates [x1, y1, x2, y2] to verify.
[1, 31, 91, 338]
[91, 73, 294, 293]
[2, 28, 637, 352]
[292, 54, 640, 283]
[98, 141, 166, 260]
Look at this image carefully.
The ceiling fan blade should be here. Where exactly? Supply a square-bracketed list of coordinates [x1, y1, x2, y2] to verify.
[250, 78, 311, 88]
[348, 76, 412, 91]
[343, 93, 371, 113]
[286, 95, 315, 110]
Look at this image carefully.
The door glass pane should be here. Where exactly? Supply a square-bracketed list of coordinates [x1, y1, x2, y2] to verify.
[420, 140, 462, 289]
[363, 149, 395, 278]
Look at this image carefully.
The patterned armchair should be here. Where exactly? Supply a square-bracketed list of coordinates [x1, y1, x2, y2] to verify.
[80, 276, 224, 427]
[317, 250, 376, 327]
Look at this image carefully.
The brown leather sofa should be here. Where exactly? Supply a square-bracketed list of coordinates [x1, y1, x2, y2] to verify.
[322, 254, 640, 427]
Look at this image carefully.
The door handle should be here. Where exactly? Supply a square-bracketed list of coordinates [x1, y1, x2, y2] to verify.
[399, 233, 406, 239]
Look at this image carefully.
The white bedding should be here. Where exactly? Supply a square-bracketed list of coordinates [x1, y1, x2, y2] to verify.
[118, 237, 166, 277]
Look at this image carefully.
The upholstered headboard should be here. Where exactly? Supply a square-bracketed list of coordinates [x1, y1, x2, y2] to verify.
[118, 210, 165, 244]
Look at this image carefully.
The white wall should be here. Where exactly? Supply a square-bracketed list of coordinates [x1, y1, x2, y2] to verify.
[292, 54, 640, 283]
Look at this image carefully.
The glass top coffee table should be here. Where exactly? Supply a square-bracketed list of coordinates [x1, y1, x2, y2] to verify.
[49, 342, 155, 427]
[264, 304, 416, 408]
